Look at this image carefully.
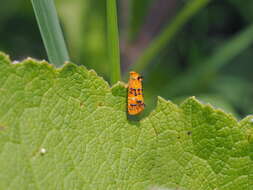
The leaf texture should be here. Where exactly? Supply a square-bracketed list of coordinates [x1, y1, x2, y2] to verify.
[0, 52, 252, 190]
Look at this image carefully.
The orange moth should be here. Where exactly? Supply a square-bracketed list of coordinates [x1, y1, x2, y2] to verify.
[127, 71, 145, 115]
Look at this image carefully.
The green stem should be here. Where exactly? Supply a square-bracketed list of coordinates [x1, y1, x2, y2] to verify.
[31, 0, 70, 66]
[132, 0, 210, 72]
[107, 0, 121, 84]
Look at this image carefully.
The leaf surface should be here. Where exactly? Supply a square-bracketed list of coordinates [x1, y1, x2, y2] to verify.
[0, 53, 252, 190]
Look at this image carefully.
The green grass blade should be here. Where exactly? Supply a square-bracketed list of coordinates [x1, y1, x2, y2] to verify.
[166, 24, 253, 96]
[132, 0, 210, 72]
[107, 0, 121, 84]
[31, 0, 70, 66]
[194, 23, 253, 74]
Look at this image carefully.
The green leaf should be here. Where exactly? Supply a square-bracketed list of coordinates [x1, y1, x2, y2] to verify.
[106, 0, 121, 84]
[31, 0, 70, 66]
[0, 52, 252, 190]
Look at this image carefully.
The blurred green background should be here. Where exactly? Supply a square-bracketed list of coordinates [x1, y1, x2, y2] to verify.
[1, 0, 253, 118]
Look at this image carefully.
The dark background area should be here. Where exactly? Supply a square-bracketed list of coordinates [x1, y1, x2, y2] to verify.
[1, 0, 253, 118]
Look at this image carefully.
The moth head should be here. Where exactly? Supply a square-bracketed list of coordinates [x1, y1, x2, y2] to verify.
[129, 71, 143, 81]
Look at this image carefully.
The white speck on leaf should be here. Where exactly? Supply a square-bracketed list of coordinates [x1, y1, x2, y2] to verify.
[40, 148, 47, 155]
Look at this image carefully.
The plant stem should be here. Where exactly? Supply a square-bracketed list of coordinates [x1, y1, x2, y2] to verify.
[107, 0, 121, 84]
[31, 0, 70, 66]
[132, 0, 210, 72]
